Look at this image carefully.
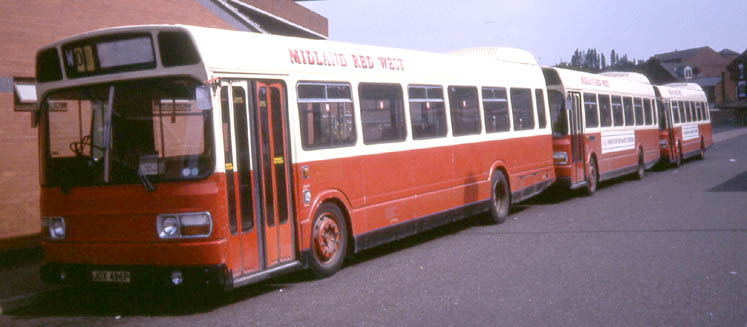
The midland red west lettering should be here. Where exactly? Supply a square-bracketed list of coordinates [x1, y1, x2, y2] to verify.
[289, 49, 347, 67]
[289, 48, 404, 72]
[352, 55, 374, 69]
[377, 56, 405, 71]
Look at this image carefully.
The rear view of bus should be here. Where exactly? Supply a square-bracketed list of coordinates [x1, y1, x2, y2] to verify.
[36, 26, 229, 289]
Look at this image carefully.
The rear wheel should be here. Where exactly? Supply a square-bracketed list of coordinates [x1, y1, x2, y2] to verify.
[309, 203, 348, 278]
[697, 139, 705, 160]
[635, 149, 645, 180]
[488, 171, 510, 224]
[584, 159, 598, 196]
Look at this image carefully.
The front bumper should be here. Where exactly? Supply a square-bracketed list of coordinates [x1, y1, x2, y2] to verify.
[41, 263, 231, 290]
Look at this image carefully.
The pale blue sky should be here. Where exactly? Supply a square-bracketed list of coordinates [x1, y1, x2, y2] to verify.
[300, 0, 747, 65]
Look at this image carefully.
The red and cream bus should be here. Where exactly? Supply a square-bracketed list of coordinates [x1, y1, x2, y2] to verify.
[543, 68, 660, 194]
[653, 83, 712, 166]
[35, 25, 555, 290]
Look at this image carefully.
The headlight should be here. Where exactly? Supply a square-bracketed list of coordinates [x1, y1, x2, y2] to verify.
[42, 216, 66, 240]
[553, 151, 568, 165]
[157, 212, 212, 239]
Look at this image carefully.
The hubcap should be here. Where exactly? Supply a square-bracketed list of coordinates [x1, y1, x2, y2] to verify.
[313, 215, 340, 263]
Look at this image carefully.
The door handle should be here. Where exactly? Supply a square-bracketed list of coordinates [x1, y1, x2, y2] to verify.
[588, 135, 595, 141]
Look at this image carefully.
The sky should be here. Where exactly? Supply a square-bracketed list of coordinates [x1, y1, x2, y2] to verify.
[299, 0, 747, 66]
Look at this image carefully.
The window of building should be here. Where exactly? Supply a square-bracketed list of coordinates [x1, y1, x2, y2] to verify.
[359, 83, 406, 144]
[13, 77, 37, 111]
[535, 89, 547, 129]
[583, 93, 599, 128]
[611, 95, 623, 126]
[408, 85, 447, 139]
[297, 82, 356, 149]
[511, 88, 534, 131]
[482, 87, 510, 133]
[598, 94, 612, 127]
[633, 98, 644, 126]
[623, 96, 634, 126]
[684, 66, 693, 80]
[448, 86, 481, 136]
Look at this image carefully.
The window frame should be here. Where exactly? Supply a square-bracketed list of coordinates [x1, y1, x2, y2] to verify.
[482, 86, 511, 134]
[296, 81, 357, 150]
[447, 85, 482, 136]
[359, 82, 407, 145]
[407, 84, 448, 140]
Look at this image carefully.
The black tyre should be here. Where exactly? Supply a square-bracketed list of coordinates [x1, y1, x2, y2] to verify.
[584, 159, 599, 196]
[309, 203, 348, 278]
[488, 171, 510, 224]
[697, 139, 705, 160]
[635, 150, 645, 180]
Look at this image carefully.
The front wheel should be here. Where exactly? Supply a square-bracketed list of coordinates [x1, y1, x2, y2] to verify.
[309, 203, 348, 278]
[488, 171, 510, 224]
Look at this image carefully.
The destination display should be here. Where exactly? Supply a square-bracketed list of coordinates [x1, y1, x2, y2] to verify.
[62, 34, 156, 78]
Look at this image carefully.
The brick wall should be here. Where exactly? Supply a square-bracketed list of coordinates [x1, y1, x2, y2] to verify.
[0, 0, 245, 248]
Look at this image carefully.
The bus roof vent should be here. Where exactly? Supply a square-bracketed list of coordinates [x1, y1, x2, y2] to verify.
[448, 47, 537, 65]
[598, 71, 652, 84]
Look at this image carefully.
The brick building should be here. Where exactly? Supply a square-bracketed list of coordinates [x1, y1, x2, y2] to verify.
[646, 47, 738, 107]
[0, 0, 327, 250]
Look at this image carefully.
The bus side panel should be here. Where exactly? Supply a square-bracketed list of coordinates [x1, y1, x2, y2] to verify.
[700, 122, 712, 148]
[295, 134, 554, 245]
[637, 129, 660, 166]
[596, 132, 637, 178]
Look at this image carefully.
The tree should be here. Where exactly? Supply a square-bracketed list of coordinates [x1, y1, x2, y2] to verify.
[601, 53, 607, 70]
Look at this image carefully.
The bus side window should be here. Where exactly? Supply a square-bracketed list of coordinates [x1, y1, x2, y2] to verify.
[535, 89, 547, 129]
[359, 83, 406, 144]
[510, 88, 534, 131]
[583, 93, 599, 128]
[634, 98, 644, 126]
[297, 82, 356, 150]
[598, 94, 612, 127]
[482, 87, 510, 133]
[623, 96, 633, 126]
[408, 85, 447, 139]
[448, 86, 481, 136]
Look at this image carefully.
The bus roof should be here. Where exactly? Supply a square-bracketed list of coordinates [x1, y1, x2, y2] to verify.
[35, 24, 547, 98]
[544, 67, 655, 97]
[447, 47, 538, 65]
[654, 83, 707, 101]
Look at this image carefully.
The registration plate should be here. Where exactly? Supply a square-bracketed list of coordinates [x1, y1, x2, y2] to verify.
[91, 270, 131, 283]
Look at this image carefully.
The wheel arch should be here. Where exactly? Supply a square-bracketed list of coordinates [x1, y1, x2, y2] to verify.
[306, 190, 354, 256]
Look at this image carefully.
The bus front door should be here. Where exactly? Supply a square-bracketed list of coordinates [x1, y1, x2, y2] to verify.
[220, 81, 260, 275]
[253, 81, 296, 268]
[567, 92, 586, 185]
